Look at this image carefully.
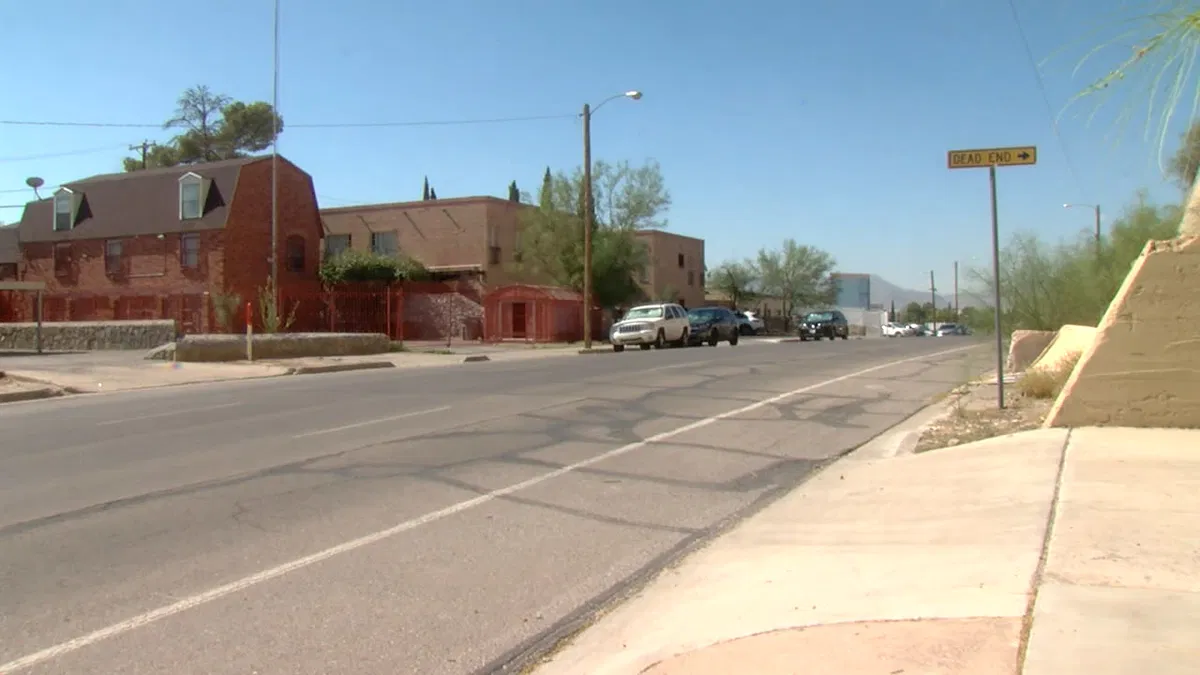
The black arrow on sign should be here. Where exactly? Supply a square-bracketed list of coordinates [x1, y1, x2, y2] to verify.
[1017, 151, 1030, 160]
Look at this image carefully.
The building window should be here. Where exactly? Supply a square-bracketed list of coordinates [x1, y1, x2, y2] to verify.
[370, 230, 398, 256]
[677, 253, 684, 268]
[105, 239, 124, 275]
[488, 246, 501, 265]
[53, 192, 73, 231]
[324, 234, 350, 260]
[285, 235, 306, 272]
[687, 270, 694, 286]
[179, 177, 202, 220]
[639, 266, 648, 284]
[54, 243, 71, 277]
[0, 263, 17, 280]
[181, 233, 200, 268]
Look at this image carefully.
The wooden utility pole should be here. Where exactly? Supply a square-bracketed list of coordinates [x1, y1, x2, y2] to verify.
[929, 270, 937, 331]
[129, 141, 157, 169]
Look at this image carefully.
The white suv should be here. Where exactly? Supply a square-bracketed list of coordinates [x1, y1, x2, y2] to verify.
[610, 303, 691, 352]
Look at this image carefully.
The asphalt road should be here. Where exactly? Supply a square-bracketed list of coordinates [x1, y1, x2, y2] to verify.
[0, 337, 985, 675]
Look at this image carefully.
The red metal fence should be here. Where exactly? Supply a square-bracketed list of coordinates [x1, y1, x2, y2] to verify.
[1, 280, 590, 343]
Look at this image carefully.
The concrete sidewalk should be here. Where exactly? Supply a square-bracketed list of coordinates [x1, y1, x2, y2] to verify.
[532, 427, 1200, 674]
[0, 345, 589, 394]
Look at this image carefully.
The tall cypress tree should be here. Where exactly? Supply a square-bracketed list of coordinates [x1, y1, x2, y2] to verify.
[429, 186, 438, 200]
[422, 176, 430, 201]
[539, 167, 553, 209]
[508, 180, 520, 202]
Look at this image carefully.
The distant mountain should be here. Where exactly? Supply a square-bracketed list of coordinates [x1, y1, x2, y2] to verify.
[869, 274, 948, 309]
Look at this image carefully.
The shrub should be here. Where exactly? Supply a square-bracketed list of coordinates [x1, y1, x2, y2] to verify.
[319, 250, 427, 286]
[210, 289, 242, 332]
[1016, 352, 1082, 400]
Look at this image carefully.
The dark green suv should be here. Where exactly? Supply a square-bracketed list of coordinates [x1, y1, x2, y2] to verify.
[798, 310, 849, 341]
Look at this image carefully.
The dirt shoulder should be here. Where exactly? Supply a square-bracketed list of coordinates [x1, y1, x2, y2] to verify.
[915, 381, 1052, 452]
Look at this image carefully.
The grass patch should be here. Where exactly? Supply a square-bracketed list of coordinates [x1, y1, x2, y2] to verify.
[1015, 352, 1081, 400]
[388, 341, 408, 352]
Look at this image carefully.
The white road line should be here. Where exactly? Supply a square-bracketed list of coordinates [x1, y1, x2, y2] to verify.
[95, 402, 242, 426]
[291, 406, 453, 439]
[0, 344, 980, 674]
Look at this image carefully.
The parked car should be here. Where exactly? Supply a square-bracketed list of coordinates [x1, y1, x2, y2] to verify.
[936, 323, 966, 337]
[610, 303, 691, 352]
[798, 310, 850, 341]
[734, 310, 765, 335]
[686, 307, 741, 346]
[882, 322, 912, 337]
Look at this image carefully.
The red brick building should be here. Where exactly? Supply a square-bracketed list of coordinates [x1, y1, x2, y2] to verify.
[7, 156, 323, 331]
[0, 226, 17, 280]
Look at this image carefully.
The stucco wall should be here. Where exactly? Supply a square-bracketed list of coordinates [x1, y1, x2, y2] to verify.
[1045, 236, 1200, 428]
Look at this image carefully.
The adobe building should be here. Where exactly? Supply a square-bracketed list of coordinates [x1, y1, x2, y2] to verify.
[321, 197, 709, 308]
[320, 196, 528, 287]
[634, 229, 706, 309]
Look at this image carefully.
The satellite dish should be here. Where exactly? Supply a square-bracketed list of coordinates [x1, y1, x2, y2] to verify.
[25, 176, 45, 199]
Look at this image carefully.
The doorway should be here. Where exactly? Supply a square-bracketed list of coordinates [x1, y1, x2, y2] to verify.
[511, 302, 528, 339]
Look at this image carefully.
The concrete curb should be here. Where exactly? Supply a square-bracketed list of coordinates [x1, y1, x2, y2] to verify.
[846, 397, 955, 462]
[462, 354, 491, 363]
[289, 361, 396, 375]
[0, 386, 62, 404]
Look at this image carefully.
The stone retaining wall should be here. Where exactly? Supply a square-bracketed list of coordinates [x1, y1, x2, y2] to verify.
[0, 320, 176, 351]
[172, 332, 391, 362]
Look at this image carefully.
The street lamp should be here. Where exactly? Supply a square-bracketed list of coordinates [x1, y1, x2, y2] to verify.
[582, 90, 643, 350]
[1063, 203, 1101, 255]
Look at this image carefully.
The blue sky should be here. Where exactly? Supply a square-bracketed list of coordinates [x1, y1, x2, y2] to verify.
[0, 0, 1190, 292]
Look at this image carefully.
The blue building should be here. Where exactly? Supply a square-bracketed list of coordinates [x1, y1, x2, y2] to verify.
[832, 273, 871, 309]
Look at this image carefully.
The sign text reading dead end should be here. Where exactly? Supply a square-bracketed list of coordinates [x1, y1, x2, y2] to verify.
[947, 146, 1037, 169]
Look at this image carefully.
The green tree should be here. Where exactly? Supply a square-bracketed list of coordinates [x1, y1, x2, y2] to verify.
[516, 159, 668, 309]
[968, 191, 1180, 331]
[756, 239, 837, 325]
[508, 180, 520, 202]
[429, 186, 438, 200]
[902, 302, 925, 325]
[706, 261, 759, 309]
[423, 176, 430, 201]
[123, 85, 283, 172]
[540, 167, 552, 207]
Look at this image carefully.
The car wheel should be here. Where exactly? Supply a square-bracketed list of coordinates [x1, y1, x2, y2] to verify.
[729, 330, 739, 346]
[841, 332, 849, 340]
[672, 329, 688, 348]
[613, 344, 625, 353]
[639, 344, 652, 351]
[653, 329, 666, 349]
[707, 329, 719, 346]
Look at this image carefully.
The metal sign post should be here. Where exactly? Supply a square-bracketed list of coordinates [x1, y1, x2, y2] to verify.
[947, 145, 1039, 410]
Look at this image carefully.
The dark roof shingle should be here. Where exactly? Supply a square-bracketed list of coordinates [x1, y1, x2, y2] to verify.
[16, 157, 260, 243]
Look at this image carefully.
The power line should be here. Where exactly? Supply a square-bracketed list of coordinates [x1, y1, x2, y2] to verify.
[0, 143, 133, 163]
[0, 187, 54, 194]
[0, 112, 577, 130]
[1006, 0, 1088, 200]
